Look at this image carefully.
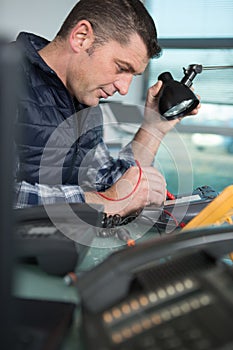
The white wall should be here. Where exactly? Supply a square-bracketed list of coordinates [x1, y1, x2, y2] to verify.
[0, 0, 78, 40]
[0, 0, 144, 105]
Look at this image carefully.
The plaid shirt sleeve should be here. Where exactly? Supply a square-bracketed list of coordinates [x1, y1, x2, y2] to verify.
[14, 181, 86, 208]
[14, 139, 136, 208]
[93, 141, 137, 191]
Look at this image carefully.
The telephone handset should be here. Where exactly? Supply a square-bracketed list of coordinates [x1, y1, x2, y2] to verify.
[78, 226, 233, 350]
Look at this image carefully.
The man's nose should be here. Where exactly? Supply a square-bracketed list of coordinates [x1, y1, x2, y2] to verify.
[114, 74, 133, 96]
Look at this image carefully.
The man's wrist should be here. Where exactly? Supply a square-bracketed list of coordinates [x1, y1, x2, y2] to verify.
[84, 190, 130, 217]
[84, 191, 104, 205]
[140, 121, 166, 140]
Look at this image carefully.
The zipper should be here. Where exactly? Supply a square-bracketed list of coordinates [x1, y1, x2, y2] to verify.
[65, 95, 82, 184]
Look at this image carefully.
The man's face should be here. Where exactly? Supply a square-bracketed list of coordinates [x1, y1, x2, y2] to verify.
[66, 34, 149, 106]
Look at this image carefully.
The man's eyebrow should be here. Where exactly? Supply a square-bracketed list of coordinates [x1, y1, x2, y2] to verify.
[116, 60, 144, 76]
[117, 60, 137, 73]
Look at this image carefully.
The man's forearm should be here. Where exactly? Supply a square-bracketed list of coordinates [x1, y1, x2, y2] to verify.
[131, 124, 165, 166]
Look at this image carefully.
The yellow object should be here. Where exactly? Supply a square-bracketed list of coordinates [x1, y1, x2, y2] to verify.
[182, 185, 233, 262]
[182, 185, 233, 231]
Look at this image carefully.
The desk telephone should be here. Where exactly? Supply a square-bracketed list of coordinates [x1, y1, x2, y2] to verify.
[78, 227, 233, 350]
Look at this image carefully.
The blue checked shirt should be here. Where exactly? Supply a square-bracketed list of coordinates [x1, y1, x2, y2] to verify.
[14, 140, 136, 208]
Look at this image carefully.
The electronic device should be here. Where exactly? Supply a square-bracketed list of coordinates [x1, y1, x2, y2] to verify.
[72, 185, 219, 245]
[183, 185, 233, 230]
[141, 185, 218, 232]
[77, 226, 233, 350]
[14, 202, 103, 276]
[15, 220, 79, 276]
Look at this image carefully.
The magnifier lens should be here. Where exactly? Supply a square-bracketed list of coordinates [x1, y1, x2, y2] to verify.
[163, 99, 194, 117]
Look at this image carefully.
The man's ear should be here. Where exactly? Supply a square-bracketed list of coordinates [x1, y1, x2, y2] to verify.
[69, 20, 94, 53]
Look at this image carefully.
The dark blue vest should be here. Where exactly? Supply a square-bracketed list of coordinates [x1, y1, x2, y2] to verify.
[15, 32, 103, 186]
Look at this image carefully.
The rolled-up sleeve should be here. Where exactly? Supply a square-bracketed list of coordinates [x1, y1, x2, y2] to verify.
[14, 181, 85, 208]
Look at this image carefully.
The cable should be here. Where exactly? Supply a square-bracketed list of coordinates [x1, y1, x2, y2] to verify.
[101, 213, 138, 228]
[163, 209, 179, 227]
[94, 160, 142, 202]
[138, 214, 163, 235]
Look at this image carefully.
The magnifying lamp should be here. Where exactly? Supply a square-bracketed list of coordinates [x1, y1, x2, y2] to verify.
[158, 64, 233, 120]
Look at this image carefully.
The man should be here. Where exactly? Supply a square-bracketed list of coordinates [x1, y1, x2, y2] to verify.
[14, 0, 199, 217]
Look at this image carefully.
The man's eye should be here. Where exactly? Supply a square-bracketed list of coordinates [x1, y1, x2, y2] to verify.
[117, 65, 127, 73]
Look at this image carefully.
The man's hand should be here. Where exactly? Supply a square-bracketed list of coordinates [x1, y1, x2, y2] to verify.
[132, 80, 201, 166]
[143, 80, 201, 136]
[85, 165, 166, 217]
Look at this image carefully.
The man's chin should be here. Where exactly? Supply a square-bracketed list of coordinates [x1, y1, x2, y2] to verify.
[91, 100, 100, 107]
[80, 97, 100, 107]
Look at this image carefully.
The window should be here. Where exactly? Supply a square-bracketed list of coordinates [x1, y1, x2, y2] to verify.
[144, 0, 233, 194]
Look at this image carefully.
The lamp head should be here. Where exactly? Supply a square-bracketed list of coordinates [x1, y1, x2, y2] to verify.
[158, 64, 202, 120]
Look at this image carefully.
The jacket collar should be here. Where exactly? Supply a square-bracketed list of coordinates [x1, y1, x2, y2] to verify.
[16, 32, 53, 74]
